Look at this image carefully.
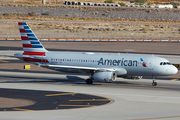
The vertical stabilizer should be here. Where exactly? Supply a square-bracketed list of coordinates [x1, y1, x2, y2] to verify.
[18, 22, 48, 56]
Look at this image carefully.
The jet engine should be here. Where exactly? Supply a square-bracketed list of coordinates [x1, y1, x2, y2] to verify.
[121, 75, 143, 79]
[90, 71, 117, 82]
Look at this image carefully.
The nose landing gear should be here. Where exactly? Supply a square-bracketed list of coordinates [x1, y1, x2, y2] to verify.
[152, 76, 157, 86]
[152, 80, 157, 86]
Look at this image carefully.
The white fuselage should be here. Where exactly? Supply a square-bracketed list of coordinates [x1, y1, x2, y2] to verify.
[42, 51, 177, 77]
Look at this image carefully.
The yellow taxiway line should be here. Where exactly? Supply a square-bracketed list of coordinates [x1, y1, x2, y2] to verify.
[45, 92, 77, 96]
[69, 99, 111, 101]
[0, 60, 9, 63]
[171, 79, 179, 81]
[13, 108, 34, 111]
[58, 105, 96, 107]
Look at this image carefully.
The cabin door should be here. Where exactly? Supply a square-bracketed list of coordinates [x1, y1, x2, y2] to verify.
[148, 58, 154, 70]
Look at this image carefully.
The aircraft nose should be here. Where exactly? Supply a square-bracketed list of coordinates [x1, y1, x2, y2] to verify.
[171, 66, 178, 75]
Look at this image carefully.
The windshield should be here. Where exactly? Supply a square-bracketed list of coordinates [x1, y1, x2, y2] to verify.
[160, 62, 172, 65]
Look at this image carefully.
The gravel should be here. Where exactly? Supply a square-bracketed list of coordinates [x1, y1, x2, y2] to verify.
[0, 5, 179, 21]
[0, 5, 179, 39]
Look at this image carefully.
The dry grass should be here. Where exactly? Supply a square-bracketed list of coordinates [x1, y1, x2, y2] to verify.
[0, 20, 179, 40]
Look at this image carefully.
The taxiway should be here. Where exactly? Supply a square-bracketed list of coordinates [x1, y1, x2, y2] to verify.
[0, 72, 180, 120]
[0, 41, 180, 120]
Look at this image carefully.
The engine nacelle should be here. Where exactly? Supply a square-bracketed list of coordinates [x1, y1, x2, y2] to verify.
[122, 75, 143, 79]
[90, 71, 117, 82]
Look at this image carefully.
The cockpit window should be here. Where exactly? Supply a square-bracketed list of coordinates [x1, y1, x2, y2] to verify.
[167, 62, 171, 65]
[160, 62, 171, 65]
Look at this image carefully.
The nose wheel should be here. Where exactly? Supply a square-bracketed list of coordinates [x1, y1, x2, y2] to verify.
[86, 79, 93, 84]
[152, 80, 157, 86]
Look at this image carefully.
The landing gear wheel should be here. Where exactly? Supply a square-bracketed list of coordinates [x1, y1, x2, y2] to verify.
[152, 76, 157, 86]
[152, 82, 157, 86]
[86, 79, 93, 84]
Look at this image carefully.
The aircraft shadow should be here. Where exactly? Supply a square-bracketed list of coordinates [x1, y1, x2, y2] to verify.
[0, 75, 103, 85]
[2, 75, 180, 91]
[0, 75, 134, 86]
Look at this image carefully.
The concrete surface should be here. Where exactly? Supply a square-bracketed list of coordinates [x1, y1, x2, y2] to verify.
[0, 41, 180, 120]
[0, 73, 180, 120]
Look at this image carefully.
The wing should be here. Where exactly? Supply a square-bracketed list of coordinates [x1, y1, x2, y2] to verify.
[40, 64, 115, 72]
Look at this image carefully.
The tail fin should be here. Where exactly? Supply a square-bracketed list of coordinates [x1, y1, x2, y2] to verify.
[18, 22, 48, 56]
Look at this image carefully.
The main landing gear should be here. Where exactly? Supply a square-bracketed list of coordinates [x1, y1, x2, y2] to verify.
[86, 78, 93, 84]
[86, 71, 94, 84]
[152, 76, 157, 86]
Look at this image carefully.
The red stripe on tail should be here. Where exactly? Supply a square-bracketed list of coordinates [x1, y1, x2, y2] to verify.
[20, 29, 26, 33]
[23, 52, 46, 56]
[18, 22, 23, 25]
[21, 36, 29, 40]
[23, 44, 32, 48]
[23, 58, 49, 63]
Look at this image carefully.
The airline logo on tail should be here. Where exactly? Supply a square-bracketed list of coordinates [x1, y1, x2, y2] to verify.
[18, 22, 47, 56]
[18, 22, 49, 63]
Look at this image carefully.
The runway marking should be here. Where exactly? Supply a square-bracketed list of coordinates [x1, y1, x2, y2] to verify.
[130, 115, 180, 120]
[171, 79, 179, 81]
[58, 105, 96, 107]
[45, 92, 77, 96]
[0, 60, 9, 63]
[70, 91, 180, 99]
[13, 108, 34, 111]
[69, 99, 111, 101]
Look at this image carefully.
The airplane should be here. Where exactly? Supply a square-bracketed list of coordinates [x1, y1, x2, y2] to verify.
[14, 22, 178, 86]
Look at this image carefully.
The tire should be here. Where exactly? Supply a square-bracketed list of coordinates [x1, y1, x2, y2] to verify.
[152, 82, 157, 86]
[86, 79, 93, 84]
